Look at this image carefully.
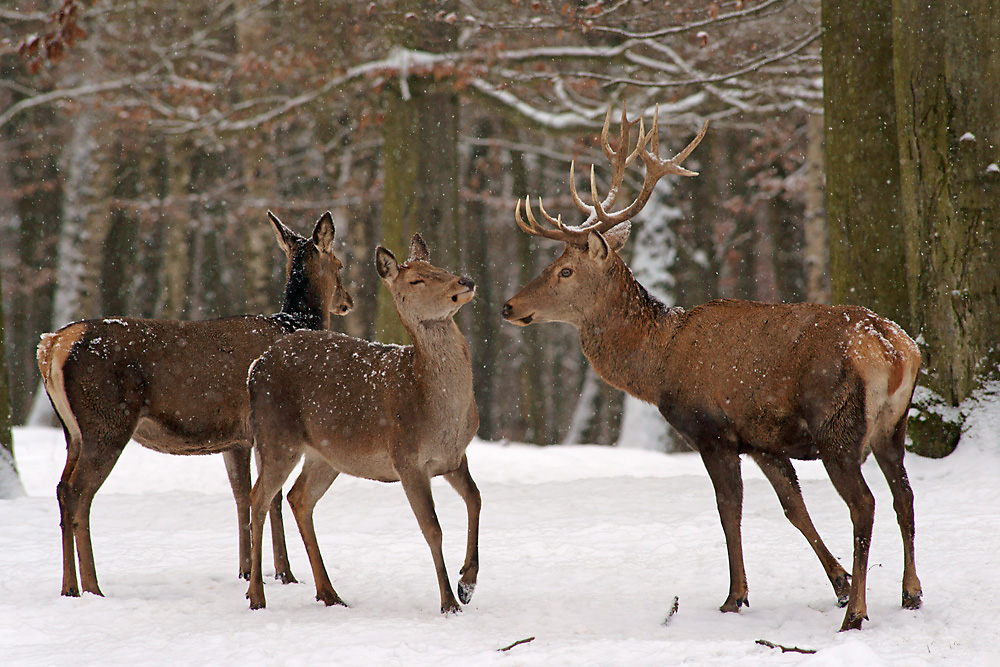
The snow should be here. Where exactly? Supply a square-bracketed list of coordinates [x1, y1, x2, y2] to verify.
[3, 420, 1000, 666]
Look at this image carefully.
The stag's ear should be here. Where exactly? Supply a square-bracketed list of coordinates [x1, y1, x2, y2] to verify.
[375, 246, 399, 282]
[268, 211, 301, 256]
[312, 211, 336, 255]
[587, 230, 612, 262]
[408, 233, 430, 262]
[603, 221, 631, 251]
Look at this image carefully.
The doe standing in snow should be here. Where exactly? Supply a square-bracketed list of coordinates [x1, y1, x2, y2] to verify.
[36, 211, 353, 597]
[501, 105, 921, 632]
[245, 234, 480, 614]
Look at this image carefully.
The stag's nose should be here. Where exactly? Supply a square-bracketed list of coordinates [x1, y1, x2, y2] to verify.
[501, 302, 512, 319]
[458, 277, 475, 290]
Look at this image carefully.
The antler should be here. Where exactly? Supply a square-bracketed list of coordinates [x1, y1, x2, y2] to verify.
[514, 104, 709, 244]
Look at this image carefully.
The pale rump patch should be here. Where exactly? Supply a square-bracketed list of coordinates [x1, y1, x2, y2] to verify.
[37, 324, 87, 446]
[847, 317, 919, 443]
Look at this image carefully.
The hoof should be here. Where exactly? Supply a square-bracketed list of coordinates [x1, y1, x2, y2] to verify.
[239, 571, 250, 581]
[316, 591, 347, 607]
[276, 571, 298, 585]
[902, 590, 922, 610]
[441, 603, 463, 615]
[720, 596, 748, 613]
[61, 587, 81, 598]
[458, 581, 476, 605]
[839, 611, 867, 632]
[246, 589, 266, 610]
[833, 573, 851, 607]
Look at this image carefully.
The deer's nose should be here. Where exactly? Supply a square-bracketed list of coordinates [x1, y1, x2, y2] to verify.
[458, 277, 475, 290]
[501, 303, 512, 319]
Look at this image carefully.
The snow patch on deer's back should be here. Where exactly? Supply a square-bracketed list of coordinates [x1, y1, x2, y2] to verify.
[37, 323, 88, 445]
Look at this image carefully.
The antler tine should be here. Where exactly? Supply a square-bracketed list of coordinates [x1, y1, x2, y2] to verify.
[515, 196, 582, 243]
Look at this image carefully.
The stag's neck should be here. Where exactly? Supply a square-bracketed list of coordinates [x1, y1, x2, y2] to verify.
[579, 259, 684, 404]
[276, 274, 329, 331]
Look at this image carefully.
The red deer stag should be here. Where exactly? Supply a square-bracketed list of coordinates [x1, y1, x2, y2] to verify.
[36, 211, 353, 598]
[501, 106, 921, 631]
[245, 234, 480, 614]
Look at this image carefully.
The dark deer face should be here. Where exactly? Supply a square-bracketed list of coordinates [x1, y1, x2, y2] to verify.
[376, 234, 475, 324]
[270, 211, 354, 319]
[502, 224, 630, 327]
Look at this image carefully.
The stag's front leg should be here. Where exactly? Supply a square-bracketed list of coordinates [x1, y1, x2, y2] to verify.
[397, 463, 461, 614]
[444, 455, 481, 605]
[699, 445, 749, 612]
[751, 451, 851, 606]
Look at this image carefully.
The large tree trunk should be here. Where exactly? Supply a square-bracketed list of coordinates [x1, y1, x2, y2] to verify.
[376, 0, 460, 344]
[822, 0, 910, 330]
[893, 0, 1000, 456]
[0, 268, 25, 498]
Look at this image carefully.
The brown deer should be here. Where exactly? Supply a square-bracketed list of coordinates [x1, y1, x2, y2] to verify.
[245, 234, 480, 614]
[501, 106, 921, 631]
[36, 211, 353, 598]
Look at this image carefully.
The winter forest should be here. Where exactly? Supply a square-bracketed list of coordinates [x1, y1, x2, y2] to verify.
[1, 0, 1000, 663]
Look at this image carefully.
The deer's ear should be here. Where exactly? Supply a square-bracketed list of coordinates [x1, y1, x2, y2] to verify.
[603, 221, 631, 251]
[408, 233, 430, 262]
[587, 230, 612, 262]
[375, 246, 399, 281]
[268, 211, 300, 256]
[312, 211, 336, 255]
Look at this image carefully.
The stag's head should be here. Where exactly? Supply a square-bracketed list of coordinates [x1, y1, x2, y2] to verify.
[270, 210, 354, 319]
[502, 105, 707, 328]
[376, 234, 476, 325]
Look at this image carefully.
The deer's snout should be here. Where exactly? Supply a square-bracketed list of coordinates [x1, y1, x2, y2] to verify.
[458, 277, 475, 290]
[501, 302, 512, 319]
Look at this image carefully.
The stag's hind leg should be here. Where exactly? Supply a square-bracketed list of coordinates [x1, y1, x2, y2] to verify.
[751, 451, 851, 606]
[444, 454, 480, 605]
[287, 452, 345, 607]
[871, 416, 922, 610]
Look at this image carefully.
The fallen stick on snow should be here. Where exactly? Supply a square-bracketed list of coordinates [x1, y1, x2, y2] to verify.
[498, 637, 535, 652]
[755, 639, 817, 654]
[662, 596, 680, 625]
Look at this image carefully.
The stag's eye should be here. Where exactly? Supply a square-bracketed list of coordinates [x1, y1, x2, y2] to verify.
[558, 268, 573, 278]
[409, 279, 424, 285]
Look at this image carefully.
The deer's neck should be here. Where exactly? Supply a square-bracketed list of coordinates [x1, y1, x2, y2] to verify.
[276, 266, 329, 331]
[578, 260, 684, 405]
[407, 319, 474, 412]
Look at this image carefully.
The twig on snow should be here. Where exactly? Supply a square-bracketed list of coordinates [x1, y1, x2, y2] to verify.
[662, 596, 680, 625]
[498, 636, 535, 652]
[756, 639, 817, 654]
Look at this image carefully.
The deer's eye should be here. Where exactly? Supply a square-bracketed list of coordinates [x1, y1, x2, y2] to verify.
[409, 279, 424, 285]
[558, 268, 573, 278]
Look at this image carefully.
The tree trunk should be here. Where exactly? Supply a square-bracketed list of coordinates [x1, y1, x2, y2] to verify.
[376, 0, 460, 344]
[822, 0, 910, 330]
[893, 0, 1000, 456]
[0, 268, 25, 498]
[803, 114, 831, 304]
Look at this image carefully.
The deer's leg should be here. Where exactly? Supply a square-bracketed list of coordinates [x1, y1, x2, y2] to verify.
[287, 452, 344, 607]
[397, 464, 460, 614]
[57, 427, 81, 597]
[750, 451, 851, 606]
[699, 445, 748, 612]
[821, 453, 875, 631]
[67, 428, 131, 597]
[254, 447, 296, 584]
[246, 441, 301, 610]
[222, 448, 253, 581]
[444, 454, 480, 605]
[871, 416, 922, 610]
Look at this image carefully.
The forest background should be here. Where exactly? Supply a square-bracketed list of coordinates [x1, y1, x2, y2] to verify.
[1, 0, 997, 481]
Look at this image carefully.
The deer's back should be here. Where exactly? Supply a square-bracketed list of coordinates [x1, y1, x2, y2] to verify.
[659, 300, 919, 459]
[54, 315, 292, 454]
[249, 330, 420, 481]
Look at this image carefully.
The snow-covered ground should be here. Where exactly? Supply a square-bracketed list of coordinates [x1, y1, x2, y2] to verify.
[3, 399, 999, 665]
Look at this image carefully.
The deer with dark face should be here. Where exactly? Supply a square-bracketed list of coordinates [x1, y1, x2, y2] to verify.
[502, 106, 921, 631]
[36, 211, 353, 598]
[245, 234, 480, 614]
